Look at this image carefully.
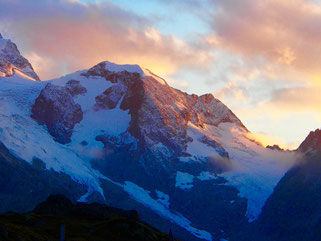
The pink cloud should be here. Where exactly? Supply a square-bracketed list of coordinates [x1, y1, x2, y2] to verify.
[0, 0, 213, 79]
[208, 0, 321, 75]
[271, 86, 321, 112]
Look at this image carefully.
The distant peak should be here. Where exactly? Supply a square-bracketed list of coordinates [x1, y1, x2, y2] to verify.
[297, 128, 321, 153]
[0, 35, 40, 80]
[266, 144, 284, 151]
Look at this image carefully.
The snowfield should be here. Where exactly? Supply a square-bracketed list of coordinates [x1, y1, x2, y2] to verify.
[192, 122, 297, 221]
[175, 171, 194, 189]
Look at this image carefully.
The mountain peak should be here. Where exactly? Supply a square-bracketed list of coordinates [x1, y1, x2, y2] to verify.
[103, 61, 144, 75]
[297, 128, 321, 153]
[85, 61, 167, 85]
[0, 35, 40, 81]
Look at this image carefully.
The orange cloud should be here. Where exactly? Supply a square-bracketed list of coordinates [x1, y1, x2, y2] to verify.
[271, 86, 321, 112]
[214, 82, 248, 104]
[0, 0, 213, 80]
[244, 131, 290, 149]
[209, 0, 321, 76]
[204, 0, 321, 147]
[234, 103, 320, 150]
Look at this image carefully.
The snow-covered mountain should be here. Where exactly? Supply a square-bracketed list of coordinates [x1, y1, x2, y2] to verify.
[0, 34, 314, 241]
[0, 33, 39, 81]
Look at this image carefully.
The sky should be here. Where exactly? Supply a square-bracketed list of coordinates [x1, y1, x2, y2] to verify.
[0, 0, 320, 149]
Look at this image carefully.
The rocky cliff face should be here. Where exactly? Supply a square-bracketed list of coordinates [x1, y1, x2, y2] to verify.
[81, 62, 244, 159]
[297, 128, 321, 154]
[31, 83, 84, 144]
[0, 33, 39, 80]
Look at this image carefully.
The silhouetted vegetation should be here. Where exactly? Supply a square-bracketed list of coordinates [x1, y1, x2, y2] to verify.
[0, 195, 179, 241]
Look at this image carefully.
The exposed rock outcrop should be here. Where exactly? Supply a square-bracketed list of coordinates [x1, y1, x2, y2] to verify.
[94, 84, 126, 110]
[266, 144, 284, 151]
[65, 79, 87, 96]
[31, 83, 83, 144]
[82, 61, 244, 160]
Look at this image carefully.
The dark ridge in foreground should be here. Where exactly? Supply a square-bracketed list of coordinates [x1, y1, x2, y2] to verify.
[0, 195, 179, 241]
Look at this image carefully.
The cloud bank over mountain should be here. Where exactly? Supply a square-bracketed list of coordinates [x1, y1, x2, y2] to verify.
[0, 0, 320, 147]
[0, 0, 212, 80]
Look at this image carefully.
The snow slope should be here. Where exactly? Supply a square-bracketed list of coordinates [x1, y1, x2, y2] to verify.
[187, 122, 297, 221]
[0, 75, 105, 198]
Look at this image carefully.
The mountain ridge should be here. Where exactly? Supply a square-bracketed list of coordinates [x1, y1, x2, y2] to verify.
[0, 33, 39, 81]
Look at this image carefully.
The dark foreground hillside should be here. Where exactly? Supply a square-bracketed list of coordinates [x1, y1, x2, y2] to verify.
[0, 195, 177, 241]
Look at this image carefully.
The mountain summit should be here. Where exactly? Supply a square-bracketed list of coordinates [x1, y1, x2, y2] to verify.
[0, 33, 39, 80]
[297, 128, 321, 153]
